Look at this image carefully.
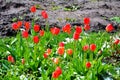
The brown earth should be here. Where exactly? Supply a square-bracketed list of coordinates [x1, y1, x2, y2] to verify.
[0, 0, 120, 36]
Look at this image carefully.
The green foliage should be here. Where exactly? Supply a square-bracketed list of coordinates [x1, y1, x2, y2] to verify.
[110, 16, 120, 23]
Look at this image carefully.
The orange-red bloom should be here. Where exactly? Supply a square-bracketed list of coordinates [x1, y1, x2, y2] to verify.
[75, 26, 82, 34]
[39, 30, 44, 36]
[12, 23, 19, 30]
[84, 17, 90, 24]
[41, 10, 48, 19]
[8, 55, 14, 63]
[114, 39, 119, 45]
[84, 24, 90, 31]
[66, 49, 73, 55]
[59, 42, 64, 47]
[22, 31, 29, 38]
[52, 67, 62, 78]
[50, 27, 60, 35]
[73, 32, 80, 40]
[62, 23, 71, 34]
[86, 62, 91, 68]
[106, 24, 114, 32]
[43, 53, 48, 58]
[83, 45, 89, 51]
[90, 44, 96, 51]
[30, 6, 36, 13]
[17, 21, 22, 28]
[57, 47, 64, 55]
[34, 24, 40, 32]
[24, 22, 30, 31]
[46, 48, 52, 55]
[33, 36, 39, 44]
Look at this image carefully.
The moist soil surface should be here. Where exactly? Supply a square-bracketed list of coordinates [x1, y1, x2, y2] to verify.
[0, 0, 120, 36]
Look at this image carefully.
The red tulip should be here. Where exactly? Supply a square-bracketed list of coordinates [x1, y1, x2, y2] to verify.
[83, 45, 89, 51]
[55, 67, 62, 75]
[57, 47, 64, 55]
[52, 67, 62, 78]
[66, 49, 73, 55]
[75, 26, 82, 34]
[84, 17, 90, 24]
[73, 32, 80, 40]
[30, 6, 36, 13]
[34, 24, 40, 32]
[33, 36, 39, 44]
[106, 24, 114, 32]
[84, 24, 90, 31]
[22, 31, 29, 38]
[86, 62, 91, 68]
[8, 55, 14, 63]
[59, 42, 64, 47]
[90, 44, 96, 51]
[12, 23, 19, 30]
[50, 27, 60, 35]
[114, 39, 119, 45]
[39, 30, 44, 36]
[43, 53, 48, 58]
[46, 48, 52, 55]
[41, 10, 48, 19]
[24, 22, 30, 31]
[17, 21, 22, 28]
[62, 23, 71, 34]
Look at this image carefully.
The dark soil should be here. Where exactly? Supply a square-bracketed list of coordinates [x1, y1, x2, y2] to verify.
[0, 0, 120, 36]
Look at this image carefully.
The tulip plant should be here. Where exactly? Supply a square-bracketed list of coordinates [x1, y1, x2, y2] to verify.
[0, 5, 120, 80]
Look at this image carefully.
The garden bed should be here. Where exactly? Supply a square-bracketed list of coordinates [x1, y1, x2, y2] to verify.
[0, 0, 120, 80]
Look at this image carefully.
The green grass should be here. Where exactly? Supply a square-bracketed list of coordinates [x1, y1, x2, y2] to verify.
[0, 28, 120, 80]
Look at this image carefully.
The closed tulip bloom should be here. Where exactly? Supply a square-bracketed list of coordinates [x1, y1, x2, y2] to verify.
[41, 10, 48, 19]
[52, 67, 62, 78]
[52, 71, 59, 78]
[46, 48, 52, 55]
[57, 47, 64, 55]
[33, 36, 39, 44]
[24, 22, 30, 31]
[86, 62, 91, 68]
[59, 42, 64, 47]
[114, 39, 119, 45]
[66, 49, 73, 55]
[8, 55, 14, 63]
[106, 24, 114, 32]
[22, 31, 29, 38]
[90, 44, 96, 51]
[62, 23, 71, 34]
[83, 45, 89, 51]
[50, 27, 60, 35]
[84, 24, 90, 31]
[73, 32, 80, 40]
[39, 30, 44, 36]
[55, 67, 62, 75]
[34, 24, 40, 32]
[12, 22, 19, 30]
[43, 53, 48, 58]
[84, 17, 90, 24]
[17, 21, 22, 28]
[75, 26, 82, 34]
[30, 6, 36, 13]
